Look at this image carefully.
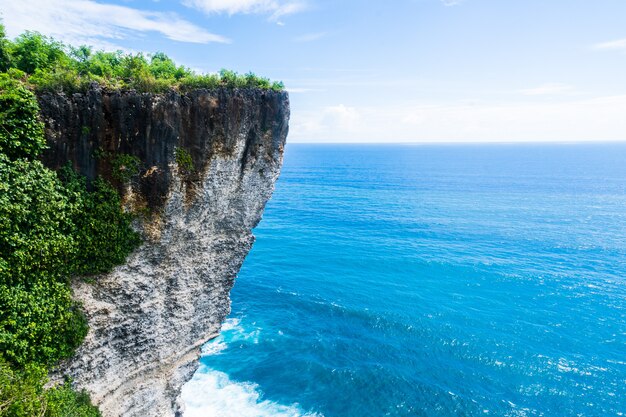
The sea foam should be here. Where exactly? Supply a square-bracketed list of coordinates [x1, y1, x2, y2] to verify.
[183, 318, 321, 417]
[181, 367, 321, 417]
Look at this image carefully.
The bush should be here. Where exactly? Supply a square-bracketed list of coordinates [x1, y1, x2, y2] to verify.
[0, 155, 76, 287]
[0, 279, 88, 368]
[178, 73, 220, 91]
[110, 153, 141, 182]
[0, 357, 101, 417]
[0, 358, 47, 416]
[28, 66, 86, 94]
[60, 168, 141, 276]
[175, 147, 194, 175]
[0, 75, 45, 159]
[44, 382, 101, 417]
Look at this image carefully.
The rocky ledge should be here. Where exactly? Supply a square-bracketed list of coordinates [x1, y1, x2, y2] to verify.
[37, 86, 289, 416]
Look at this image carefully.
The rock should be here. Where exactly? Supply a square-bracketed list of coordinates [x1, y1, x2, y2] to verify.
[37, 86, 289, 416]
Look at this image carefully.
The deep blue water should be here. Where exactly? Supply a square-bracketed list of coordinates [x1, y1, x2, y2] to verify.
[182, 143, 626, 417]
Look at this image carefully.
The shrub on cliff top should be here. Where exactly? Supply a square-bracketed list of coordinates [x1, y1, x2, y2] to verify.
[8, 32, 68, 75]
[0, 25, 286, 93]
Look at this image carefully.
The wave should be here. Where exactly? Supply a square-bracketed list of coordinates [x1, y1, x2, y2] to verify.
[181, 367, 322, 417]
[220, 317, 243, 333]
[184, 317, 322, 417]
[200, 317, 261, 357]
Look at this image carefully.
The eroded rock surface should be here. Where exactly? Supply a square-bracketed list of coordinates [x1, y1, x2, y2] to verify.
[37, 86, 289, 416]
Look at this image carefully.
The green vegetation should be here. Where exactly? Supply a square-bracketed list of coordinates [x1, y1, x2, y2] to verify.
[0, 75, 46, 159]
[0, 359, 47, 416]
[110, 153, 141, 182]
[43, 382, 100, 417]
[58, 167, 141, 276]
[0, 359, 100, 417]
[0, 28, 284, 93]
[0, 29, 140, 415]
[175, 147, 195, 175]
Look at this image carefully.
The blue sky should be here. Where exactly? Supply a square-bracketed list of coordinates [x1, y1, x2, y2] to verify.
[1, 0, 625, 142]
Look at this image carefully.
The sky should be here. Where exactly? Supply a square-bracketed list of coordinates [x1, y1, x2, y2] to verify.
[1, 0, 625, 143]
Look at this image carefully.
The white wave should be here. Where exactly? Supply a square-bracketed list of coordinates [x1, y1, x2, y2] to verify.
[200, 318, 259, 357]
[201, 339, 227, 356]
[221, 317, 242, 332]
[181, 367, 322, 417]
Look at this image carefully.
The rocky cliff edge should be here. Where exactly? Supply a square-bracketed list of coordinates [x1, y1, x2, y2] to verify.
[37, 85, 289, 416]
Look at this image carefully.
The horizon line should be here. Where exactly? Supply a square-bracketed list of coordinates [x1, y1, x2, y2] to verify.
[286, 140, 626, 145]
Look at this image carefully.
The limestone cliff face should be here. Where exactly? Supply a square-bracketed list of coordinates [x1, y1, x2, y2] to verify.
[37, 86, 289, 416]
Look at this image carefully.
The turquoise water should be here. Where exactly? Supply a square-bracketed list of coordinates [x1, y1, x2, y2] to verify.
[182, 144, 626, 417]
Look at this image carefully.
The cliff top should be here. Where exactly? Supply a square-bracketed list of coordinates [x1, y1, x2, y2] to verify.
[0, 26, 285, 94]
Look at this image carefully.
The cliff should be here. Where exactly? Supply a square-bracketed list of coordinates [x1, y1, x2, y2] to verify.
[36, 85, 289, 416]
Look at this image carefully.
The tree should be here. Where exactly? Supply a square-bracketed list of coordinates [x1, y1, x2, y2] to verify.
[9, 32, 67, 75]
[0, 24, 12, 73]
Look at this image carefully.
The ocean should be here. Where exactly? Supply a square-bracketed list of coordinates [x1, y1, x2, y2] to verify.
[181, 143, 626, 417]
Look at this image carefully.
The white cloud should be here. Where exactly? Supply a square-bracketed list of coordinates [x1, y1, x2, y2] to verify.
[182, 0, 306, 22]
[520, 83, 575, 96]
[269, 2, 307, 23]
[287, 87, 321, 93]
[0, 0, 228, 50]
[441, 0, 464, 6]
[294, 32, 327, 42]
[290, 104, 360, 138]
[594, 38, 626, 51]
[324, 105, 361, 130]
[290, 96, 626, 143]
